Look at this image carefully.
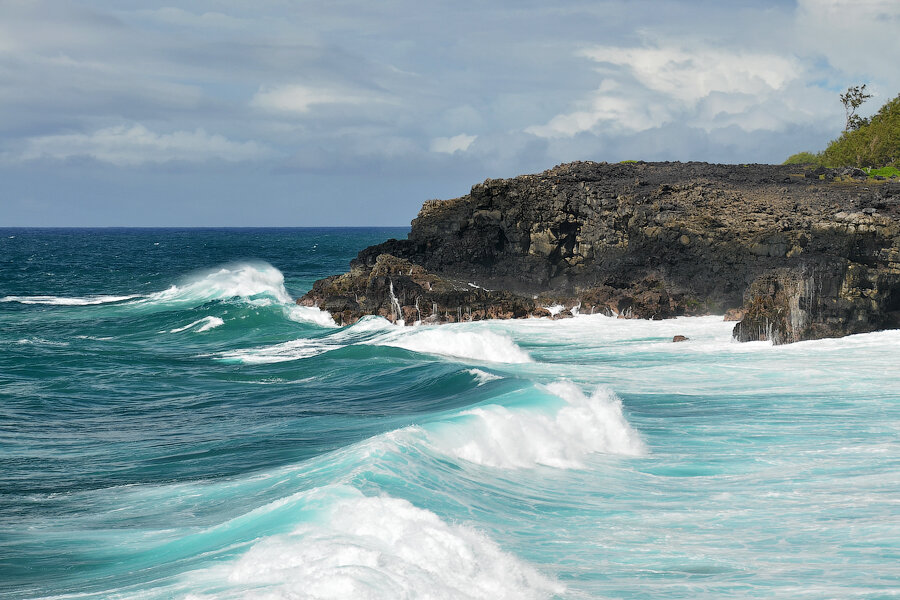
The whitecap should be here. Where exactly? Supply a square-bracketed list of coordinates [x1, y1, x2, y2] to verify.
[169, 316, 225, 333]
[285, 304, 337, 328]
[183, 486, 562, 600]
[144, 262, 292, 306]
[373, 328, 532, 364]
[215, 338, 343, 364]
[1, 294, 139, 306]
[424, 381, 646, 469]
[15, 337, 70, 347]
[466, 368, 502, 385]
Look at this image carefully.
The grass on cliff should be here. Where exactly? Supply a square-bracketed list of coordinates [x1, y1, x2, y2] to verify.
[784, 94, 900, 172]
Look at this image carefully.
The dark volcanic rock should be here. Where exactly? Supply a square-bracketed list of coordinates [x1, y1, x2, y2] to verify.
[300, 161, 900, 342]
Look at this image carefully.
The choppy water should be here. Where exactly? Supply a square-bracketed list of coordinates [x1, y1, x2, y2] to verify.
[1, 228, 898, 599]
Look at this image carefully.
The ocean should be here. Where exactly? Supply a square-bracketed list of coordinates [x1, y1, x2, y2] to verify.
[1, 228, 898, 599]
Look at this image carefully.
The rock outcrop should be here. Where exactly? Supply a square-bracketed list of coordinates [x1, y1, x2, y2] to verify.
[300, 161, 900, 343]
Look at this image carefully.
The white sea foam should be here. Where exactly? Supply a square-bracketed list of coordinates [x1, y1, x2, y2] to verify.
[192, 486, 561, 600]
[213, 316, 396, 364]
[15, 337, 70, 347]
[543, 304, 565, 317]
[216, 338, 343, 364]
[343, 315, 397, 333]
[285, 304, 337, 328]
[374, 328, 532, 364]
[1, 294, 139, 305]
[145, 263, 292, 306]
[467, 368, 502, 385]
[425, 381, 645, 469]
[169, 316, 225, 333]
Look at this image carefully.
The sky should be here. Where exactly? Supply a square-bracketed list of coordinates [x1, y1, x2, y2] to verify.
[2, 0, 899, 226]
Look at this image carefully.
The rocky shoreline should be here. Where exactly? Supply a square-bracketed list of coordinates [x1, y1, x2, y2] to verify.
[299, 161, 900, 344]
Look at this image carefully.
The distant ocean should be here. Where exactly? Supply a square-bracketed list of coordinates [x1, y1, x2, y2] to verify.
[1, 228, 898, 599]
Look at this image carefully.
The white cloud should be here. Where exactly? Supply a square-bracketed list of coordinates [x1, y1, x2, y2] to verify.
[582, 45, 797, 104]
[251, 84, 373, 113]
[17, 124, 271, 166]
[430, 133, 477, 154]
[527, 43, 807, 138]
[795, 0, 900, 93]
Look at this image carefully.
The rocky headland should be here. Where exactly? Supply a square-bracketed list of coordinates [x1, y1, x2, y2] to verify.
[299, 161, 900, 344]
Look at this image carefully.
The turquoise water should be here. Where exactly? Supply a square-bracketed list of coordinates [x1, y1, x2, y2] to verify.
[1, 228, 898, 599]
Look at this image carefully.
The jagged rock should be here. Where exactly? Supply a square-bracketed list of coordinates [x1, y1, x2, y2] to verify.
[300, 161, 900, 343]
[732, 262, 900, 344]
[300, 253, 536, 325]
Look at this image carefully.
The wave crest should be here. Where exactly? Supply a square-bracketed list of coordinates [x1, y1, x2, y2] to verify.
[169, 316, 225, 333]
[146, 262, 292, 306]
[217, 487, 562, 600]
[425, 381, 646, 469]
[375, 328, 532, 364]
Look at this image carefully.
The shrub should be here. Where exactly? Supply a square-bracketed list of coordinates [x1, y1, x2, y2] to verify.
[783, 151, 821, 165]
[821, 94, 900, 168]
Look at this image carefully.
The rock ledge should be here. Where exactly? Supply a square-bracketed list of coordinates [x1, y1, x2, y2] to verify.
[300, 161, 900, 343]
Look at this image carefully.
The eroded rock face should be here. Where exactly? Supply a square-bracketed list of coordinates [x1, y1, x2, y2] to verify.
[300, 161, 900, 343]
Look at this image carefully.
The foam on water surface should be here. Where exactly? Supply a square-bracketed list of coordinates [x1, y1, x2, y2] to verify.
[423, 381, 646, 469]
[170, 316, 225, 333]
[1, 294, 139, 305]
[145, 262, 292, 306]
[285, 304, 337, 328]
[5, 230, 900, 600]
[372, 327, 533, 364]
[177, 486, 562, 600]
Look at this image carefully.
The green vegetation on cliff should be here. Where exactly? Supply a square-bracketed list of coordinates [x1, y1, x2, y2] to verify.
[784, 92, 900, 171]
[821, 94, 900, 168]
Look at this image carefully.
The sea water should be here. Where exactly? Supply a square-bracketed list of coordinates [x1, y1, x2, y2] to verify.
[1, 228, 897, 599]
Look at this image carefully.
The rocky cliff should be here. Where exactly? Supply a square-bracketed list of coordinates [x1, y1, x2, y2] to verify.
[300, 161, 900, 343]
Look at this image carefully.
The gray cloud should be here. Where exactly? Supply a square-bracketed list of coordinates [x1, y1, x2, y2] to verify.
[1, 0, 897, 225]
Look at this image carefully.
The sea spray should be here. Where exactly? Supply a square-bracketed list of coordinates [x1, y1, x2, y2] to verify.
[145, 262, 293, 306]
[179, 486, 563, 600]
[423, 381, 645, 468]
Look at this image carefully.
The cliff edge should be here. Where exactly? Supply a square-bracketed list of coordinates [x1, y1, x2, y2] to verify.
[300, 161, 900, 343]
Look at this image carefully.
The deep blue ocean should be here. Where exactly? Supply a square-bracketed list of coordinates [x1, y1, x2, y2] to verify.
[1, 228, 898, 599]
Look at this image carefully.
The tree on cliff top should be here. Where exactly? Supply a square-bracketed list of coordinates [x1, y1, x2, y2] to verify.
[841, 84, 872, 132]
[784, 88, 899, 169]
[820, 93, 900, 168]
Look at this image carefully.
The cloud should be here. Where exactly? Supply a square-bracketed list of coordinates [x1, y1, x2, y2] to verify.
[430, 133, 477, 154]
[527, 42, 812, 138]
[16, 124, 271, 166]
[582, 45, 797, 105]
[251, 84, 381, 114]
[795, 0, 900, 94]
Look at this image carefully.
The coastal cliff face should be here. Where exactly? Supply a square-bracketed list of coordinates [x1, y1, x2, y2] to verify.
[300, 161, 900, 343]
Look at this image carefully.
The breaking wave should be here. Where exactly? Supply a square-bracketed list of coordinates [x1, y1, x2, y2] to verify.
[422, 381, 646, 469]
[373, 328, 532, 364]
[169, 316, 225, 333]
[145, 262, 292, 306]
[1, 294, 139, 305]
[180, 486, 562, 600]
